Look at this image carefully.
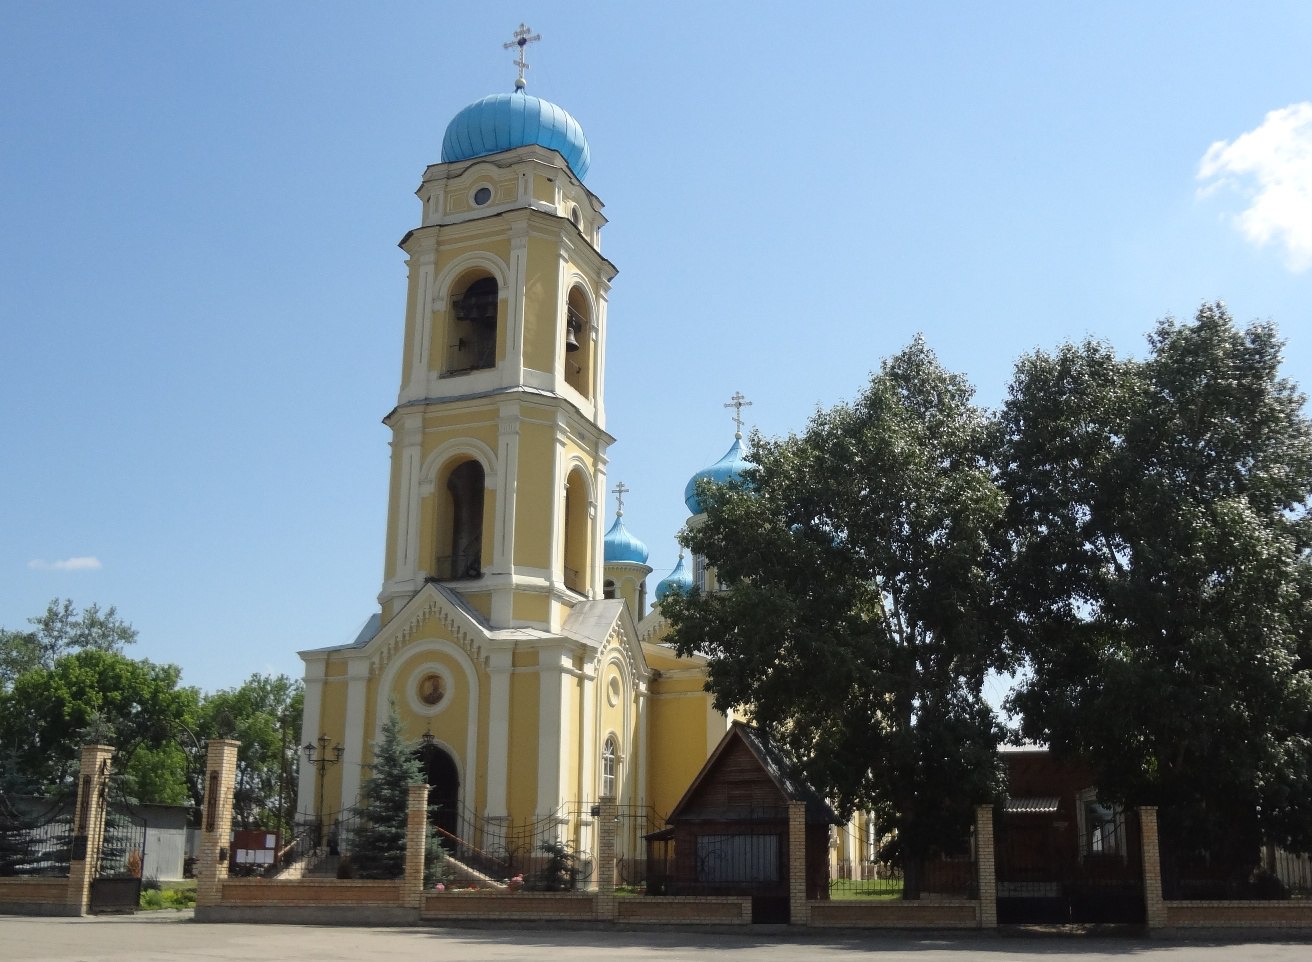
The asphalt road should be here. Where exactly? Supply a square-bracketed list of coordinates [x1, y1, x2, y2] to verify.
[3, 913, 1310, 962]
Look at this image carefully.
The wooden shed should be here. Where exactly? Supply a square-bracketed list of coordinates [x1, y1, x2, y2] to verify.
[648, 722, 838, 918]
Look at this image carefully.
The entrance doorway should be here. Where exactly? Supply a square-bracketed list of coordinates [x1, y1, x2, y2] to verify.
[415, 744, 460, 846]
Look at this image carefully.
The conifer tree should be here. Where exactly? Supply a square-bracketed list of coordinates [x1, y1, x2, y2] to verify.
[350, 705, 446, 884]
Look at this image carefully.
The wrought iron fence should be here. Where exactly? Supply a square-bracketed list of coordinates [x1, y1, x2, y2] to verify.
[615, 804, 664, 889]
[431, 801, 599, 889]
[831, 813, 977, 899]
[1162, 839, 1312, 900]
[0, 794, 73, 877]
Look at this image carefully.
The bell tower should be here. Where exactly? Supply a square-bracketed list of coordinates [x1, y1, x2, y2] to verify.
[377, 79, 616, 632]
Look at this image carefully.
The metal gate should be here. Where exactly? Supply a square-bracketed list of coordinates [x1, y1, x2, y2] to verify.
[89, 797, 147, 914]
[995, 805, 1144, 924]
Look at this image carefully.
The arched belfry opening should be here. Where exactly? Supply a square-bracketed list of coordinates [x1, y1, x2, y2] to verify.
[439, 460, 484, 580]
[445, 275, 498, 373]
[415, 743, 460, 845]
[564, 285, 593, 398]
[562, 467, 591, 595]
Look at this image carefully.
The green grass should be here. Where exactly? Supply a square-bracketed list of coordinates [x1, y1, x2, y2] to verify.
[139, 880, 197, 911]
[828, 879, 904, 900]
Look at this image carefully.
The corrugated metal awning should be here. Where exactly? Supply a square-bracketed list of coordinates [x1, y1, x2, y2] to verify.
[1005, 796, 1060, 814]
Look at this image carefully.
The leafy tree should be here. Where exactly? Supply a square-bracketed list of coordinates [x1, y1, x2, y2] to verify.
[664, 338, 1008, 898]
[997, 303, 1312, 861]
[350, 706, 445, 884]
[0, 599, 136, 692]
[195, 674, 303, 833]
[0, 649, 199, 802]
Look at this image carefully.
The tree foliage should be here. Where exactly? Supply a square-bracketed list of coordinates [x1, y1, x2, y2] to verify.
[195, 674, 302, 833]
[0, 598, 136, 692]
[0, 649, 198, 803]
[351, 706, 445, 884]
[664, 338, 1008, 896]
[998, 303, 1312, 855]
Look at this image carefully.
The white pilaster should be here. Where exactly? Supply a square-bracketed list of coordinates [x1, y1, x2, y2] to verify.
[340, 659, 371, 810]
[536, 646, 570, 816]
[484, 648, 513, 817]
[296, 656, 327, 819]
[579, 656, 597, 800]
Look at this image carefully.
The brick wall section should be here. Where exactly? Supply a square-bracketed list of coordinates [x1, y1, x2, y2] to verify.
[421, 891, 597, 920]
[974, 803, 997, 928]
[1139, 805, 1166, 929]
[808, 900, 980, 928]
[787, 800, 809, 925]
[0, 877, 72, 913]
[65, 743, 114, 915]
[1163, 900, 1312, 929]
[595, 795, 617, 920]
[195, 739, 240, 911]
[616, 896, 751, 923]
[219, 879, 403, 906]
[403, 783, 430, 907]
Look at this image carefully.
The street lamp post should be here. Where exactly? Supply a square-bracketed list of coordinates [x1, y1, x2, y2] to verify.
[302, 734, 343, 846]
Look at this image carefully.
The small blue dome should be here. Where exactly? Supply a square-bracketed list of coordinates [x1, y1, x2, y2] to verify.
[684, 435, 750, 515]
[441, 92, 591, 180]
[655, 553, 694, 602]
[603, 513, 649, 565]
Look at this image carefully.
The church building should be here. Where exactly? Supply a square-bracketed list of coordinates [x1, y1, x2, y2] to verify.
[295, 34, 745, 849]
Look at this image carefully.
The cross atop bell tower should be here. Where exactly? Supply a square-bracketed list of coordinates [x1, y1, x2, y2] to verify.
[503, 23, 541, 90]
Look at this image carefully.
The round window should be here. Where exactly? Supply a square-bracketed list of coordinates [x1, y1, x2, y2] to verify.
[473, 186, 492, 206]
[607, 675, 622, 707]
[569, 205, 581, 226]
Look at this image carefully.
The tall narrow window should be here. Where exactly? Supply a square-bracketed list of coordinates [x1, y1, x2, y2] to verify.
[562, 468, 589, 594]
[445, 276, 498, 373]
[601, 735, 618, 799]
[441, 460, 484, 580]
[564, 285, 593, 398]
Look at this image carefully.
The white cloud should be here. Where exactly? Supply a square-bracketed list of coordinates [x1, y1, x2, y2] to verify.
[27, 556, 103, 571]
[1197, 102, 1312, 272]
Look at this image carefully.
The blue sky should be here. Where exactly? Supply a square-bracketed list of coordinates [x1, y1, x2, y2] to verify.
[3, 2, 1309, 695]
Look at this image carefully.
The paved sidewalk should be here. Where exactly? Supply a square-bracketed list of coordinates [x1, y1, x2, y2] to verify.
[3, 913, 1310, 962]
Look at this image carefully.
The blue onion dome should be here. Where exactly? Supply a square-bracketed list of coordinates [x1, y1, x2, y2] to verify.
[683, 434, 750, 515]
[441, 91, 591, 180]
[655, 551, 694, 602]
[603, 511, 649, 565]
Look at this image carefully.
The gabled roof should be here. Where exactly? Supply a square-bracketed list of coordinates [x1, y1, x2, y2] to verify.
[667, 721, 840, 826]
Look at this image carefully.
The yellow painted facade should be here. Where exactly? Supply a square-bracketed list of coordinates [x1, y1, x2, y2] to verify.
[297, 108, 730, 863]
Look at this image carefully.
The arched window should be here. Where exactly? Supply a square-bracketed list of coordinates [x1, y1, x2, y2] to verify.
[601, 735, 618, 799]
[562, 468, 589, 594]
[603, 579, 616, 600]
[440, 460, 484, 580]
[564, 285, 593, 398]
[445, 276, 498, 373]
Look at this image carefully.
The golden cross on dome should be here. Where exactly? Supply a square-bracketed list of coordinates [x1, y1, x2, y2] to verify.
[611, 481, 629, 516]
[724, 391, 753, 438]
[503, 23, 541, 90]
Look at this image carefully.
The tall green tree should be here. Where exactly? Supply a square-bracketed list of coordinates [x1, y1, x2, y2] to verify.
[350, 706, 445, 885]
[664, 338, 1008, 898]
[0, 599, 136, 692]
[196, 674, 302, 833]
[998, 303, 1312, 859]
[0, 649, 199, 802]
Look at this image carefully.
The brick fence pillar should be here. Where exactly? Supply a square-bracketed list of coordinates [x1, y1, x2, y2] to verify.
[65, 743, 114, 915]
[788, 800, 809, 926]
[403, 783, 430, 908]
[1139, 805, 1166, 930]
[975, 804, 997, 928]
[194, 739, 239, 912]
[595, 795, 617, 920]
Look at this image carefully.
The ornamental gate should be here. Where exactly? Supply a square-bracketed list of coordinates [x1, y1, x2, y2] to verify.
[87, 763, 147, 914]
[994, 804, 1144, 924]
